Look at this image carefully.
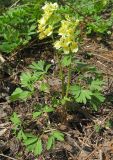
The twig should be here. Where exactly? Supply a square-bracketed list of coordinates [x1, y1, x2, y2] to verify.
[84, 148, 97, 160]
[101, 110, 113, 125]
[0, 54, 5, 63]
[10, 0, 20, 8]
[44, 129, 56, 133]
[99, 149, 103, 160]
[0, 154, 18, 160]
[93, 53, 113, 63]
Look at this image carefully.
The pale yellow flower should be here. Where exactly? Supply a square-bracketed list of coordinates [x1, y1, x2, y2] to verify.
[62, 43, 70, 54]
[44, 25, 53, 36]
[38, 24, 46, 33]
[70, 42, 78, 53]
[38, 17, 46, 25]
[38, 25, 53, 39]
[54, 17, 79, 54]
[38, 2, 58, 40]
[39, 32, 46, 40]
[54, 40, 61, 49]
[42, 2, 58, 13]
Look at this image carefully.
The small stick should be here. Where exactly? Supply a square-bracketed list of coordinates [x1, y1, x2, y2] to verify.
[10, 0, 20, 8]
[84, 149, 96, 160]
[0, 154, 18, 160]
[99, 149, 103, 160]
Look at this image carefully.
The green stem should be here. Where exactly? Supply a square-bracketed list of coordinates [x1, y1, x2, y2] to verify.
[65, 63, 71, 98]
[51, 35, 65, 98]
[56, 53, 65, 98]
[60, 63, 65, 98]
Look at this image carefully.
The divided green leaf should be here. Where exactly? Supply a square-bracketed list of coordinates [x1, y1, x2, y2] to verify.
[90, 79, 104, 91]
[10, 88, 32, 101]
[70, 85, 93, 104]
[10, 112, 21, 127]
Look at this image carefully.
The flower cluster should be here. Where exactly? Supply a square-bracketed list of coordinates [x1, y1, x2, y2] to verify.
[54, 17, 79, 54]
[38, 2, 58, 40]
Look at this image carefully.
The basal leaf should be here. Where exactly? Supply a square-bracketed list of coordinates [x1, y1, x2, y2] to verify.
[10, 88, 32, 101]
[24, 137, 38, 146]
[70, 85, 93, 104]
[43, 105, 54, 113]
[29, 60, 45, 72]
[33, 112, 42, 119]
[76, 90, 92, 104]
[34, 139, 43, 156]
[90, 79, 104, 91]
[10, 112, 21, 126]
[47, 136, 54, 150]
[53, 131, 64, 141]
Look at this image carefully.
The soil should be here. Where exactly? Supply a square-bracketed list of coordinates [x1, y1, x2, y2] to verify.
[0, 30, 113, 160]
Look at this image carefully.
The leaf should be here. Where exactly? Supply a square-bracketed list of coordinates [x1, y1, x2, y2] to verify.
[24, 137, 38, 146]
[24, 133, 36, 138]
[90, 79, 104, 91]
[33, 112, 42, 119]
[10, 112, 21, 126]
[90, 92, 105, 111]
[70, 85, 93, 104]
[43, 105, 54, 113]
[20, 72, 36, 90]
[53, 131, 64, 141]
[39, 82, 49, 93]
[94, 124, 101, 133]
[61, 55, 71, 67]
[17, 130, 27, 140]
[47, 136, 54, 150]
[93, 92, 105, 102]
[105, 120, 113, 129]
[76, 61, 89, 72]
[26, 142, 36, 152]
[70, 85, 81, 97]
[10, 88, 32, 101]
[21, 131, 27, 140]
[17, 130, 23, 140]
[76, 90, 93, 104]
[29, 60, 45, 72]
[34, 139, 43, 156]
[45, 64, 51, 72]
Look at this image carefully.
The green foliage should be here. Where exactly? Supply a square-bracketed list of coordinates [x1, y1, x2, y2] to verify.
[23, 135, 43, 156]
[94, 124, 102, 133]
[33, 104, 54, 119]
[70, 61, 105, 110]
[61, 55, 72, 67]
[0, 0, 45, 54]
[47, 131, 64, 150]
[10, 112, 21, 127]
[10, 60, 51, 101]
[105, 119, 113, 129]
[0, 7, 35, 53]
[87, 15, 113, 34]
[29, 60, 51, 77]
[11, 111, 64, 156]
[10, 87, 32, 101]
[64, 0, 112, 35]
[70, 85, 93, 104]
[10, 112, 23, 136]
[65, 0, 110, 15]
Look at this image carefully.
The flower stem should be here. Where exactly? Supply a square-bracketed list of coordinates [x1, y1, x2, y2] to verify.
[56, 53, 65, 98]
[65, 63, 71, 98]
